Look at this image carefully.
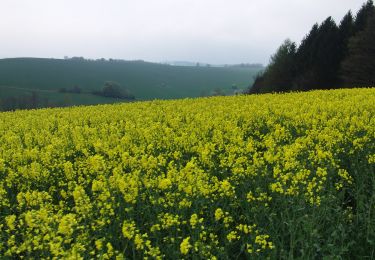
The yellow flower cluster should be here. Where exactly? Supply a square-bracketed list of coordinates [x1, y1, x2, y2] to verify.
[0, 88, 374, 258]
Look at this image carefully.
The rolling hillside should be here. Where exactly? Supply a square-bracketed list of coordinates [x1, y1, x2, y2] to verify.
[0, 58, 262, 108]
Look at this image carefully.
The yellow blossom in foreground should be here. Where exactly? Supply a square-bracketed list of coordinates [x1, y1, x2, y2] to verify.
[180, 237, 192, 255]
[214, 208, 224, 221]
[0, 88, 373, 258]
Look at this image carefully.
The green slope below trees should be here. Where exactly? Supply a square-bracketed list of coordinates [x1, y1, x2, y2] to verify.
[0, 58, 261, 110]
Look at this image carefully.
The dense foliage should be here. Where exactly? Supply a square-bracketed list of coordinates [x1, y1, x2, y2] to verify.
[341, 15, 375, 87]
[92, 81, 135, 100]
[0, 88, 374, 258]
[249, 0, 375, 94]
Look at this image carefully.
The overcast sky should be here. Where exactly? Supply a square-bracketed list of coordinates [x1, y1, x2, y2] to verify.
[0, 0, 364, 65]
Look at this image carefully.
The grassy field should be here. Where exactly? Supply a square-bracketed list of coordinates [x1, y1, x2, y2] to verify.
[0, 88, 374, 258]
[0, 58, 261, 106]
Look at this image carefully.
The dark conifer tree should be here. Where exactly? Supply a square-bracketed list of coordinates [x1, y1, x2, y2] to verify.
[248, 1, 374, 94]
[294, 23, 320, 81]
[341, 15, 375, 87]
[335, 12, 355, 86]
[293, 18, 340, 90]
[338, 12, 355, 59]
[354, 0, 375, 33]
[248, 74, 265, 94]
[249, 39, 296, 93]
[311, 17, 340, 89]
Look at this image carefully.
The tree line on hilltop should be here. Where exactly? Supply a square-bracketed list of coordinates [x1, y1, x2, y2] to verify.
[0, 81, 135, 112]
[248, 0, 375, 94]
[0, 92, 58, 111]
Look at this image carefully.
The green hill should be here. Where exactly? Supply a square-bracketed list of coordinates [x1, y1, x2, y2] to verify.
[0, 58, 261, 109]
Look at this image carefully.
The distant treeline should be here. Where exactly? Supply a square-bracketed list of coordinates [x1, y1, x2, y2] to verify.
[91, 81, 135, 100]
[0, 81, 135, 112]
[64, 56, 148, 64]
[59, 81, 135, 100]
[248, 0, 375, 94]
[0, 92, 60, 111]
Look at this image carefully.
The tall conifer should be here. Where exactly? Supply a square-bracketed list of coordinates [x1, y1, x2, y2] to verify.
[341, 15, 375, 87]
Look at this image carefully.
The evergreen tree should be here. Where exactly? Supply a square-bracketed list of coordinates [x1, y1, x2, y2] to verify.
[339, 11, 355, 43]
[336, 12, 355, 86]
[247, 1, 374, 94]
[341, 15, 375, 87]
[315, 17, 341, 89]
[354, 0, 375, 33]
[293, 18, 340, 90]
[249, 39, 296, 93]
[294, 24, 319, 73]
[338, 12, 355, 60]
[291, 24, 320, 91]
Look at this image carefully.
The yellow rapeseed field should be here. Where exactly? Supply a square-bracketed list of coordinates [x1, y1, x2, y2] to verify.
[0, 88, 374, 258]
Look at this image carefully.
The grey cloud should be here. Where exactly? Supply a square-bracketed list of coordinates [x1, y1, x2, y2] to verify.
[0, 0, 363, 64]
